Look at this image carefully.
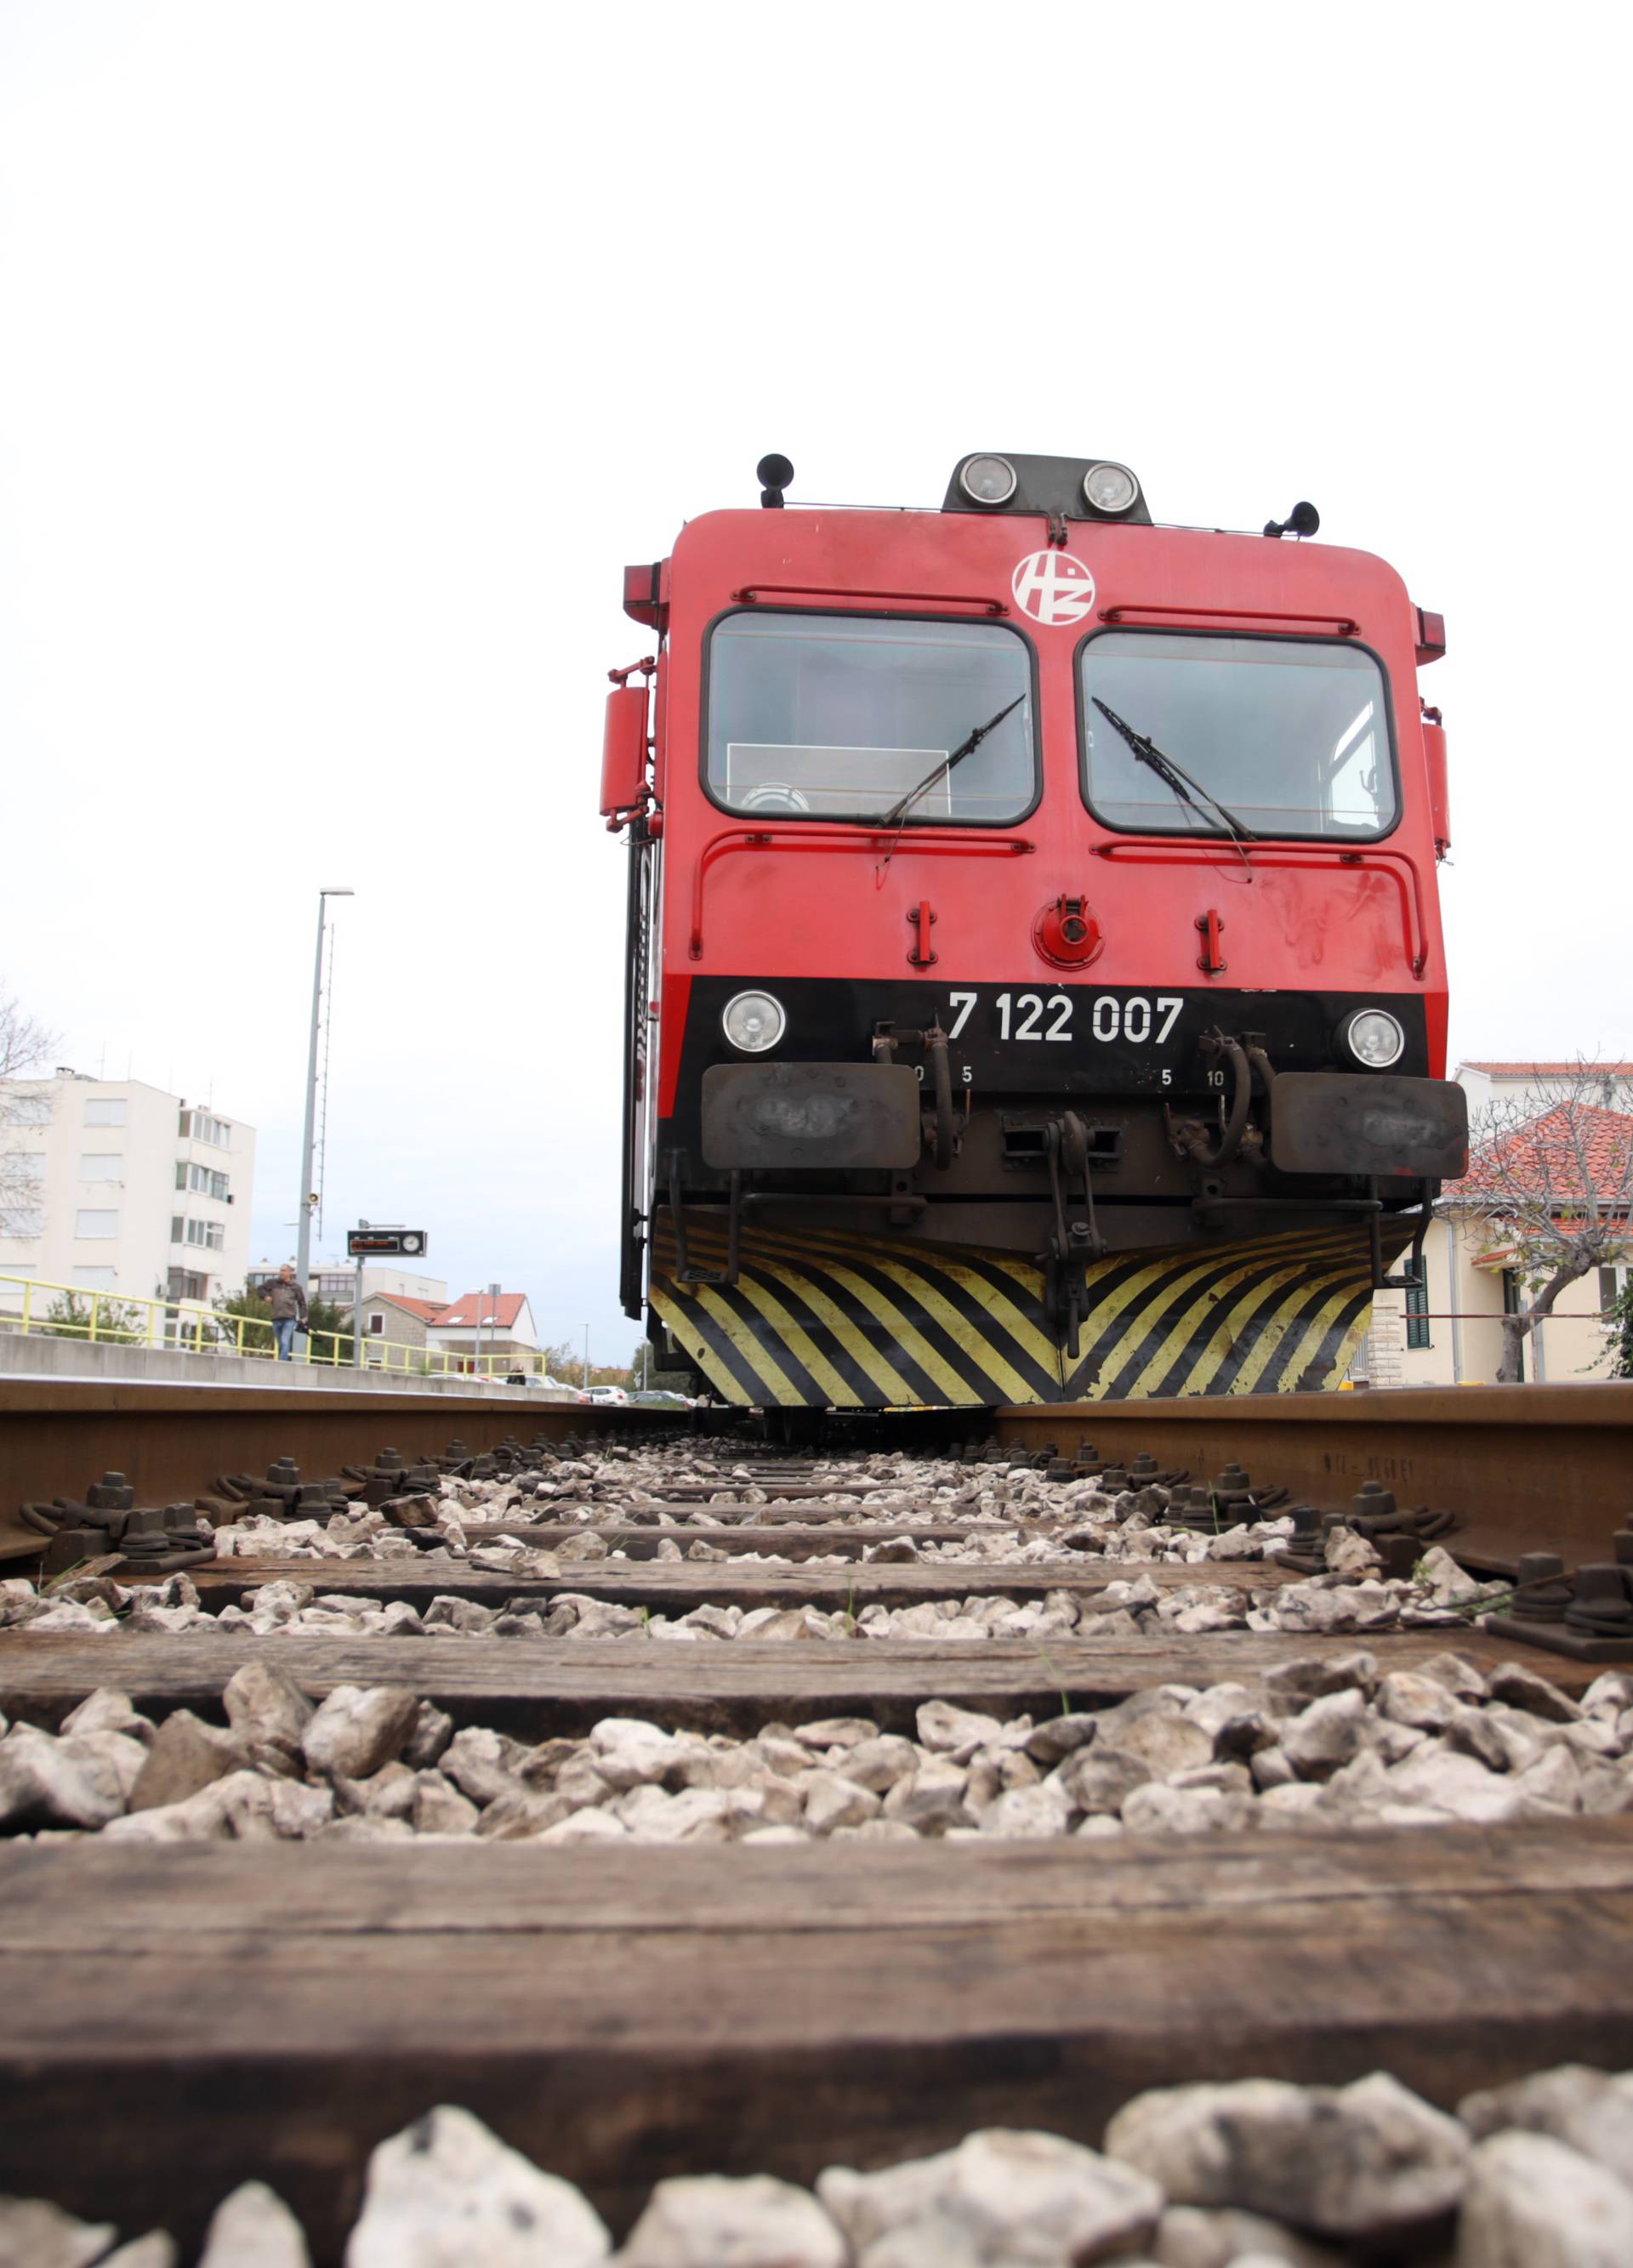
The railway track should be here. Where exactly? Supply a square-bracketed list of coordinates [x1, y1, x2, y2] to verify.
[3, 1397, 1632, 2261]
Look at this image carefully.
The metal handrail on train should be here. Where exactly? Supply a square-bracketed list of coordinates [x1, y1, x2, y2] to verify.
[689, 825, 1036, 959]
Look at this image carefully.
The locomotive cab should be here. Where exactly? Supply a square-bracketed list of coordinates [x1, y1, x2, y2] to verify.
[604, 453, 1466, 1408]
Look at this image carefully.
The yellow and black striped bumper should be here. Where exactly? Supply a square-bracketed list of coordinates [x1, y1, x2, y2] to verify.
[650, 1216, 1391, 1409]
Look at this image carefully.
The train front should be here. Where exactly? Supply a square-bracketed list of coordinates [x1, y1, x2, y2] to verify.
[604, 452, 1466, 1409]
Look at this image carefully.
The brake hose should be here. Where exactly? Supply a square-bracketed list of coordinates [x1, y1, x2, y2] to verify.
[1191, 1033, 1251, 1168]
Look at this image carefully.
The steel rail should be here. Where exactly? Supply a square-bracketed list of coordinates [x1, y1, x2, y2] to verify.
[994, 1381, 1633, 1571]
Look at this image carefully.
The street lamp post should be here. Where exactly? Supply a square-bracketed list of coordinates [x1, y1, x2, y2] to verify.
[296, 889, 354, 1300]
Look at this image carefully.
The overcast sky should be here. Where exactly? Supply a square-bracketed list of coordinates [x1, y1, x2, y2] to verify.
[2, 3, 1627, 1361]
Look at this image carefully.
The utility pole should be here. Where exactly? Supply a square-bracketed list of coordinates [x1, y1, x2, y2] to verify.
[353, 1220, 367, 1369]
[486, 1281, 501, 1380]
[583, 1324, 590, 1390]
[297, 889, 353, 1295]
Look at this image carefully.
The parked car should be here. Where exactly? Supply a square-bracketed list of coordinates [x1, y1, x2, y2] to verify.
[576, 1384, 630, 1407]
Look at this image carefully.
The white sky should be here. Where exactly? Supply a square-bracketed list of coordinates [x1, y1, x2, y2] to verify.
[2, 3, 1628, 1360]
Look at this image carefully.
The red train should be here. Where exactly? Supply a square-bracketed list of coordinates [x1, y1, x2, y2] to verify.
[601, 452, 1466, 1408]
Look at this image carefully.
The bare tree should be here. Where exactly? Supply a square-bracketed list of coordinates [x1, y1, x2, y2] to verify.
[1443, 1060, 1633, 1383]
[0, 982, 59, 1236]
[0, 981, 53, 1083]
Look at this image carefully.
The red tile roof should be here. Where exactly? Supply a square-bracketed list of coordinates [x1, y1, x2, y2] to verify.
[370, 1295, 446, 1322]
[1462, 1061, 1633, 1076]
[432, 1292, 528, 1330]
[1448, 1102, 1633, 1207]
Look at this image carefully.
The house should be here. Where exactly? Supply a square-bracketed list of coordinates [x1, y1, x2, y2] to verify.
[331, 1287, 542, 1374]
[353, 1293, 447, 1355]
[426, 1292, 539, 1375]
[1363, 1065, 1632, 1386]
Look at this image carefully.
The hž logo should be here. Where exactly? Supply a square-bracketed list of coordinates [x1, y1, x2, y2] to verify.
[1011, 550, 1096, 627]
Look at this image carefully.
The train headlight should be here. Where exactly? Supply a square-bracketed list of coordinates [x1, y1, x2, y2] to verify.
[722, 990, 787, 1054]
[1340, 1009, 1405, 1070]
[959, 454, 1017, 507]
[1083, 462, 1140, 514]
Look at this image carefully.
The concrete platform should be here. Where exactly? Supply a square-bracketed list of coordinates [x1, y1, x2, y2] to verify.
[0, 1328, 575, 1399]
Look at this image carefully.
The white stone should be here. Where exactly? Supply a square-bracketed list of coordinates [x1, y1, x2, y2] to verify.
[881, 1759, 972, 1835]
[0, 2195, 117, 2267]
[976, 1781, 1073, 1839]
[1104, 2071, 1469, 2236]
[1385, 1744, 1526, 1824]
[1459, 2065, 1633, 2186]
[58, 1689, 154, 1745]
[794, 1717, 879, 1750]
[197, 2180, 312, 2267]
[818, 2129, 1162, 2264]
[101, 1776, 237, 1842]
[589, 1718, 688, 1791]
[413, 1774, 481, 1836]
[837, 1737, 919, 1793]
[301, 1686, 420, 1779]
[617, 2173, 845, 2266]
[344, 2105, 609, 2265]
[536, 1807, 630, 1843]
[1376, 1670, 1459, 1732]
[0, 1723, 129, 1831]
[438, 1726, 530, 1805]
[803, 1772, 882, 1834]
[223, 1662, 316, 1766]
[1417, 1545, 1482, 1602]
[68, 1729, 149, 1802]
[1148, 2203, 1346, 2265]
[1108, 1710, 1214, 1779]
[100, 2237, 177, 2267]
[615, 1786, 733, 1843]
[1279, 1691, 1368, 1778]
[1121, 1783, 1244, 1836]
[1455, 2129, 1633, 2267]
[915, 1702, 1010, 1761]
[1485, 1663, 1579, 1722]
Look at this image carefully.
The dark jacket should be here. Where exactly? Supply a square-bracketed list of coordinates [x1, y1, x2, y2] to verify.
[264, 1277, 308, 1323]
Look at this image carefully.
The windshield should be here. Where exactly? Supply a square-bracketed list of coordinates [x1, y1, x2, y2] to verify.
[1079, 632, 1397, 839]
[706, 612, 1036, 823]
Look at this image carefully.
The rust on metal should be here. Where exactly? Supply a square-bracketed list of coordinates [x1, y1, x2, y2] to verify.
[993, 1382, 1633, 1572]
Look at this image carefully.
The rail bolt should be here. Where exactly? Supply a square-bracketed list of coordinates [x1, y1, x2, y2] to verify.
[1565, 1563, 1633, 1639]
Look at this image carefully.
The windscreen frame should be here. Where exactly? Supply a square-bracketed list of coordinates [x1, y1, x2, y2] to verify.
[1073, 624, 1403, 846]
[698, 604, 1044, 831]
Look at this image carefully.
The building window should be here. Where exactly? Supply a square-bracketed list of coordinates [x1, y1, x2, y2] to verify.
[316, 1273, 353, 1299]
[3, 1091, 50, 1126]
[175, 1162, 230, 1199]
[76, 1209, 119, 1239]
[1601, 1264, 1629, 1313]
[9, 1155, 44, 1183]
[80, 1154, 124, 1181]
[83, 1097, 127, 1127]
[179, 1217, 225, 1252]
[1, 1207, 44, 1238]
[167, 1268, 208, 1300]
[1404, 1273, 1431, 1350]
[368, 1313, 384, 1334]
[72, 1266, 117, 1289]
[179, 1109, 230, 1147]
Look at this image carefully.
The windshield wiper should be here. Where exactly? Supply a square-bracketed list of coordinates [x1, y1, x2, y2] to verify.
[880, 695, 1026, 829]
[1090, 697, 1256, 842]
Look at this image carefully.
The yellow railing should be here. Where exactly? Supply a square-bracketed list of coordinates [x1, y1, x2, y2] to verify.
[0, 1273, 560, 1382]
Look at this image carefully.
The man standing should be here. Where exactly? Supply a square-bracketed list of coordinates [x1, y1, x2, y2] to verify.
[264, 1265, 308, 1361]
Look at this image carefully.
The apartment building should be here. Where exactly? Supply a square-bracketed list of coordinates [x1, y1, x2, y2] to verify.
[0, 1071, 255, 1314]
